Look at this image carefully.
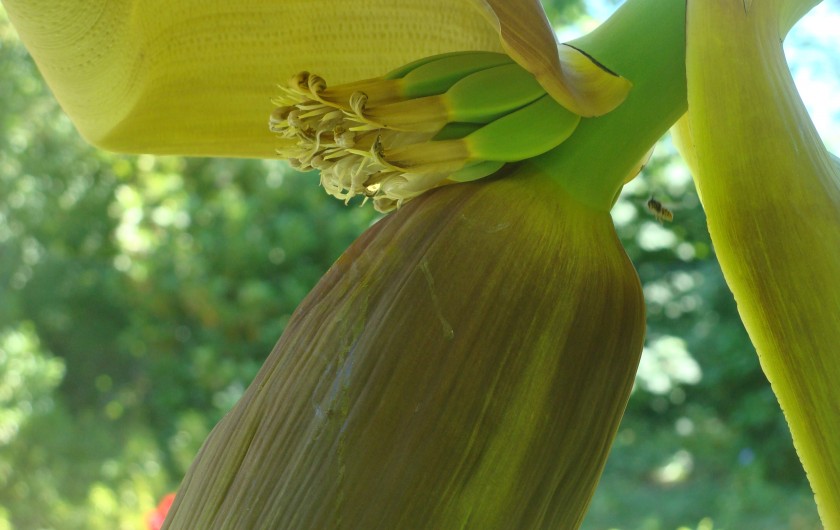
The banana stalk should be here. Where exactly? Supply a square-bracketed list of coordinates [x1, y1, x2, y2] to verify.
[163, 166, 645, 529]
[675, 0, 840, 526]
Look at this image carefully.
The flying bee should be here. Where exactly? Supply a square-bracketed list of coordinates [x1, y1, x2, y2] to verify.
[646, 197, 674, 223]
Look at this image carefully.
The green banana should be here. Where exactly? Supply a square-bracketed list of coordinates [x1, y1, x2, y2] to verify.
[379, 95, 580, 177]
[272, 50, 583, 211]
[445, 62, 546, 123]
[431, 122, 483, 141]
[465, 95, 580, 161]
[398, 51, 513, 99]
[447, 160, 506, 183]
[365, 60, 549, 132]
[384, 50, 487, 80]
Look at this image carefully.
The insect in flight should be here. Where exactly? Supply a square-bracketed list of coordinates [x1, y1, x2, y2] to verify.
[646, 197, 674, 223]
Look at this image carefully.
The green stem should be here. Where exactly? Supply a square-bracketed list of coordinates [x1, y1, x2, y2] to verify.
[682, 2, 840, 525]
[531, 0, 686, 211]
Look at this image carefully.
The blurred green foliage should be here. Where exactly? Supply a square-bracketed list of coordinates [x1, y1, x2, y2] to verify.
[0, 3, 826, 529]
[542, 0, 589, 24]
[0, 11, 376, 528]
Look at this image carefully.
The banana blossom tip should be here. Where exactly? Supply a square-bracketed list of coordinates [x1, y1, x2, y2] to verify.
[163, 167, 645, 529]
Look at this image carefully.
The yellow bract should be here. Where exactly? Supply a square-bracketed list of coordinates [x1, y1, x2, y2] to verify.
[2, 0, 501, 157]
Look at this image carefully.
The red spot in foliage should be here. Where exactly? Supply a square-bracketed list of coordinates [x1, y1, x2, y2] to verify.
[147, 493, 176, 530]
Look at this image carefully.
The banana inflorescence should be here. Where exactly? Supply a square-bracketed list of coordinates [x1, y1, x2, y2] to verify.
[164, 165, 646, 529]
[270, 51, 581, 211]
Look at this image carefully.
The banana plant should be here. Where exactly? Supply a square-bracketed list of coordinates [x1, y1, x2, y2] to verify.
[2, 0, 836, 528]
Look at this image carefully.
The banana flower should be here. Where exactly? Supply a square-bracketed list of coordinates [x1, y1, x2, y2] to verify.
[674, 0, 840, 526]
[23, 0, 840, 528]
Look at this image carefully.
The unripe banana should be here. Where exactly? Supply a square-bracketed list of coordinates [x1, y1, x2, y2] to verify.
[465, 94, 580, 161]
[382, 94, 580, 174]
[432, 121, 483, 141]
[447, 159, 505, 182]
[272, 51, 583, 211]
[398, 51, 513, 99]
[367, 60, 550, 131]
[164, 165, 645, 530]
[445, 62, 546, 123]
[384, 50, 493, 80]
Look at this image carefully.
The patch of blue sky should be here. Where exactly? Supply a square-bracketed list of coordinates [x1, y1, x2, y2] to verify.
[785, 1, 840, 152]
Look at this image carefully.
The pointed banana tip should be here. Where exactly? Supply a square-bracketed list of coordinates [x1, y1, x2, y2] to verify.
[548, 44, 633, 117]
